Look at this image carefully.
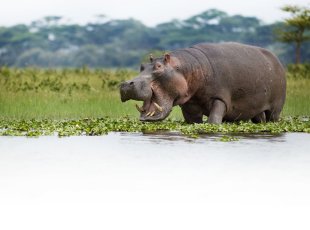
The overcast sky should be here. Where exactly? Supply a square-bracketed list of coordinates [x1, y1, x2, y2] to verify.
[0, 0, 309, 27]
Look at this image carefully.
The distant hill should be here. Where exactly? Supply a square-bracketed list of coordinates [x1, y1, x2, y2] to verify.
[0, 9, 309, 68]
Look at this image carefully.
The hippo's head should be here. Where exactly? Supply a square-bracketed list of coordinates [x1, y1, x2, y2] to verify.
[120, 54, 190, 121]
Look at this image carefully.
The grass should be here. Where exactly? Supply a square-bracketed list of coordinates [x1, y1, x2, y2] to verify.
[283, 78, 310, 116]
[0, 67, 309, 138]
[0, 90, 184, 119]
[0, 67, 133, 119]
[0, 67, 309, 119]
[1, 90, 124, 118]
[0, 67, 184, 119]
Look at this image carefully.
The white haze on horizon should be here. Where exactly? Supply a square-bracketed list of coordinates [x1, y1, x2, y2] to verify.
[0, 0, 309, 27]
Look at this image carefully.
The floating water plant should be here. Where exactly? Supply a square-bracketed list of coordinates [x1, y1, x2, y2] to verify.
[0, 116, 309, 138]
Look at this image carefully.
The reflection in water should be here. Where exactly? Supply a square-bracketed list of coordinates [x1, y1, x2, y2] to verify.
[121, 131, 199, 144]
[0, 133, 310, 230]
[120, 131, 287, 145]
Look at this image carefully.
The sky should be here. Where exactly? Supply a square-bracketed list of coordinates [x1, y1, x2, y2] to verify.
[0, 0, 309, 27]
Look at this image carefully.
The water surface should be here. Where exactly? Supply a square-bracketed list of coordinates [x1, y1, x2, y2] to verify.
[0, 133, 310, 230]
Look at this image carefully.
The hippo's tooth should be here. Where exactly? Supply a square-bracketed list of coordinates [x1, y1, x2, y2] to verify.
[153, 102, 163, 112]
[146, 111, 151, 116]
[135, 104, 143, 113]
[150, 111, 155, 117]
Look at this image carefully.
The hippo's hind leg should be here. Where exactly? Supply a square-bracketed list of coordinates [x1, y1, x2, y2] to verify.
[208, 99, 226, 124]
[251, 111, 266, 123]
[181, 101, 203, 124]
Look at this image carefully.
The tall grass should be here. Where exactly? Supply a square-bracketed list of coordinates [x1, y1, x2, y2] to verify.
[0, 68, 131, 119]
[0, 67, 309, 120]
[283, 78, 310, 116]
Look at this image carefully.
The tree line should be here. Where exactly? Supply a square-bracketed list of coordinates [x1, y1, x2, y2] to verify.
[0, 7, 309, 68]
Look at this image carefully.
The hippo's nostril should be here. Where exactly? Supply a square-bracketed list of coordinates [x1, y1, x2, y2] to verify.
[129, 81, 134, 85]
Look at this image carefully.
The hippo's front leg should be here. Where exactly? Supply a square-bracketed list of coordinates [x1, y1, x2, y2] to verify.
[181, 101, 203, 124]
[208, 99, 226, 124]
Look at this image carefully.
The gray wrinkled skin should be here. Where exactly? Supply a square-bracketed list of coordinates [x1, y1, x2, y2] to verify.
[120, 42, 286, 124]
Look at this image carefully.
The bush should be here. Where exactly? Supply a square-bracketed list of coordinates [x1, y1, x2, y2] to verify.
[286, 64, 310, 79]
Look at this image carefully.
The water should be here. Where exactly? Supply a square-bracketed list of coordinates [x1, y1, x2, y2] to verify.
[0, 133, 310, 230]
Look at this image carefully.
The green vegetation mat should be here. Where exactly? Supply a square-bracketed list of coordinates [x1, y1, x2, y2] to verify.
[0, 117, 309, 138]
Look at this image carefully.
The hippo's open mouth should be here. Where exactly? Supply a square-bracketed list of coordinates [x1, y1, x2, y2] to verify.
[137, 87, 173, 122]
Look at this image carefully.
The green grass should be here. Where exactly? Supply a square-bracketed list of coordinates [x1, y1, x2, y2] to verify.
[0, 66, 309, 120]
[1, 91, 124, 119]
[0, 88, 184, 119]
[0, 67, 184, 119]
[283, 78, 310, 116]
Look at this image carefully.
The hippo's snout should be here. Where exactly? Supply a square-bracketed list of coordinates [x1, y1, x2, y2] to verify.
[120, 81, 135, 102]
[119, 79, 153, 102]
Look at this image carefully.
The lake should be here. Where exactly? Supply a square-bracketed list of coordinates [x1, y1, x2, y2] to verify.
[0, 132, 310, 230]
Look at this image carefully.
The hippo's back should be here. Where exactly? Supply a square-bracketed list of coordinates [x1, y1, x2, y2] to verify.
[191, 42, 286, 121]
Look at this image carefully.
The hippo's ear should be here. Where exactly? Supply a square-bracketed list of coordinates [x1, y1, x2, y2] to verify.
[149, 54, 154, 63]
[164, 53, 170, 65]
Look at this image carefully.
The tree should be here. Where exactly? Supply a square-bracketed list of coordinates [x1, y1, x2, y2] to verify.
[277, 5, 310, 64]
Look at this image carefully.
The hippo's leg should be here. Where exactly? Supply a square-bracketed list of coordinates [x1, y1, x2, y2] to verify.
[251, 111, 266, 123]
[208, 99, 226, 124]
[181, 102, 203, 124]
[266, 109, 280, 122]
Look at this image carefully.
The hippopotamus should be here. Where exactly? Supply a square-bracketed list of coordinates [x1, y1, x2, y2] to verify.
[120, 42, 286, 124]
